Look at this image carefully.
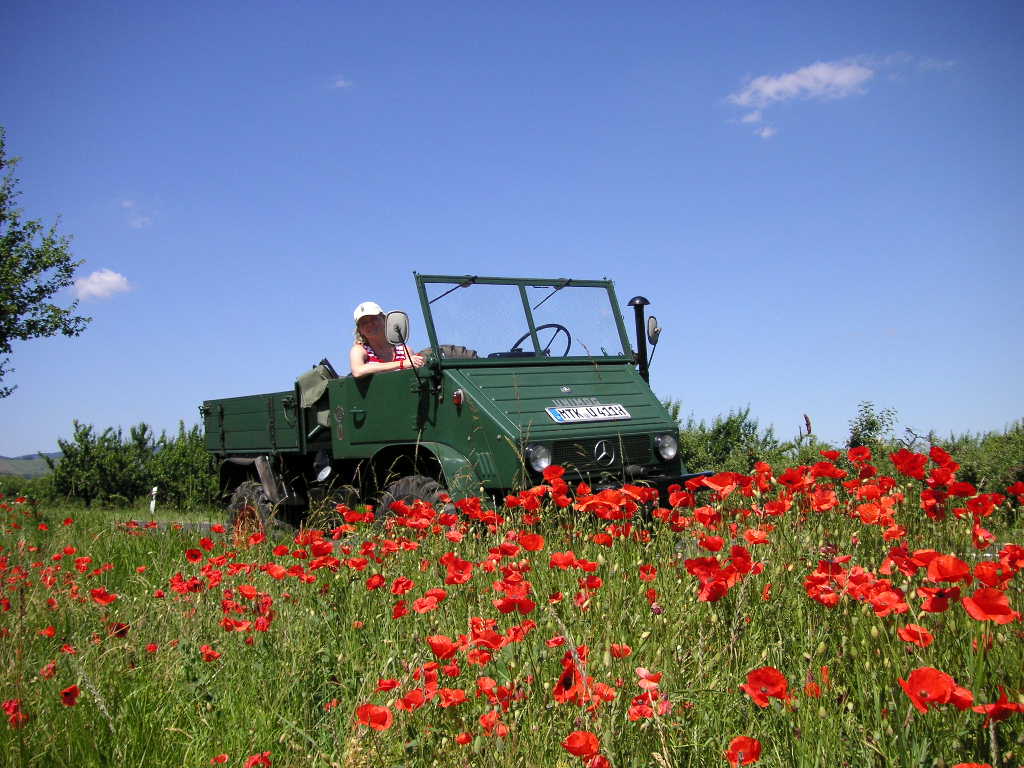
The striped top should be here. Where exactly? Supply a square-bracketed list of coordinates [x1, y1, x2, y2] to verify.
[362, 343, 408, 364]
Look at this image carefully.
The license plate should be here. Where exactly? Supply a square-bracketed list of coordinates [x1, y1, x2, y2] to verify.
[545, 404, 631, 423]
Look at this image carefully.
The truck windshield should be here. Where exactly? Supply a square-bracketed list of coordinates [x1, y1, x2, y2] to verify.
[423, 278, 628, 360]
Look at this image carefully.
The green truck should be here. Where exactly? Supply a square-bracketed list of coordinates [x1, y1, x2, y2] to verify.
[202, 274, 701, 529]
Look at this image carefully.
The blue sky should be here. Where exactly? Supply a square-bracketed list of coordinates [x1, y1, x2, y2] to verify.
[1, 1, 1021, 457]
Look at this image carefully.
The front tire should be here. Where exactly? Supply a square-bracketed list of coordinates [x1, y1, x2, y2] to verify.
[378, 475, 449, 513]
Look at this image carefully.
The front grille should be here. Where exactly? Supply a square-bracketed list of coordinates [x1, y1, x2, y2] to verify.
[551, 434, 651, 471]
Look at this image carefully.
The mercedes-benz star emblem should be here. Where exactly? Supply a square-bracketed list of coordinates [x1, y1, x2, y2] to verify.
[592, 440, 615, 466]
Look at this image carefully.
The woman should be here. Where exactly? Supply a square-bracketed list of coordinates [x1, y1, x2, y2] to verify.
[349, 301, 426, 378]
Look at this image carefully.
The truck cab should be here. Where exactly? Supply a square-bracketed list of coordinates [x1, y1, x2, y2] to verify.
[203, 274, 696, 525]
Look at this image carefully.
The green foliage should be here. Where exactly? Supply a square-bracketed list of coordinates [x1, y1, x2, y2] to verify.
[148, 422, 219, 510]
[847, 400, 898, 450]
[666, 402, 785, 473]
[934, 420, 1024, 496]
[46, 420, 217, 510]
[0, 473, 53, 503]
[0, 127, 91, 398]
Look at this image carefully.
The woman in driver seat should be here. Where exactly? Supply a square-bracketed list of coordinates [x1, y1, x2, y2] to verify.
[349, 301, 426, 378]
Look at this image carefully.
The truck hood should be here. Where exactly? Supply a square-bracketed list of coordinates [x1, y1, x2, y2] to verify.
[447, 363, 677, 441]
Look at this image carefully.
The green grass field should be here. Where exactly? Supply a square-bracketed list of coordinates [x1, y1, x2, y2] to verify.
[2, 447, 1022, 767]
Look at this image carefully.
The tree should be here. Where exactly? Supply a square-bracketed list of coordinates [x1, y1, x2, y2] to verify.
[0, 127, 91, 397]
[847, 401, 898, 450]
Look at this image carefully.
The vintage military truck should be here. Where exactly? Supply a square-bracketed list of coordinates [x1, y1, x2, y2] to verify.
[202, 274, 703, 529]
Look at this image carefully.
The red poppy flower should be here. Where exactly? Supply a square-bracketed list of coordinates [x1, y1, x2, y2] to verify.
[437, 688, 467, 707]
[898, 667, 955, 713]
[543, 465, 566, 481]
[740, 667, 791, 708]
[897, 624, 934, 648]
[698, 534, 724, 552]
[726, 735, 762, 766]
[243, 751, 272, 767]
[963, 588, 1021, 624]
[562, 730, 600, 759]
[395, 689, 426, 711]
[61, 684, 80, 707]
[427, 634, 460, 660]
[90, 587, 118, 606]
[636, 667, 662, 691]
[200, 644, 221, 662]
[610, 643, 632, 658]
[927, 555, 972, 584]
[519, 533, 545, 551]
[917, 586, 959, 613]
[971, 686, 1024, 727]
[3, 698, 28, 728]
[455, 732, 472, 745]
[391, 576, 414, 595]
[355, 703, 393, 731]
[412, 596, 440, 613]
[549, 551, 577, 569]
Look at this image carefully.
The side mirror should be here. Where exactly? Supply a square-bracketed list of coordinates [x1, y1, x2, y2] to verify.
[386, 311, 410, 345]
[647, 315, 662, 345]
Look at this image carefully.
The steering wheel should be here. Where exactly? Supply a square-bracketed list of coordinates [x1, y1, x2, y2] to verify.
[510, 323, 572, 357]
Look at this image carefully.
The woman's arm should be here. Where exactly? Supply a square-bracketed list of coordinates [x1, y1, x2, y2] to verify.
[349, 344, 408, 378]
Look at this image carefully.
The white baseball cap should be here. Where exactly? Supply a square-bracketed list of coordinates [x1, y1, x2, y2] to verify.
[353, 301, 384, 322]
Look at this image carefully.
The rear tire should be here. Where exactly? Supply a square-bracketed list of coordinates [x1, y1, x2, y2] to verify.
[228, 481, 281, 536]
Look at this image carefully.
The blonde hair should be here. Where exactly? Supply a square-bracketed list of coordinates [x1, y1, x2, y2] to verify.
[353, 312, 385, 345]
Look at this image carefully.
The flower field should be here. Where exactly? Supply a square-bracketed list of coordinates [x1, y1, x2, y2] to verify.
[2, 446, 1023, 767]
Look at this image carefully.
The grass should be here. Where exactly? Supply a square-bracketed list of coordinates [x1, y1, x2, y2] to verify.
[1, 448, 1022, 768]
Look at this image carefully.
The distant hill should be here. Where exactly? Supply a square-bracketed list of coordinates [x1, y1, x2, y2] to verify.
[0, 452, 60, 478]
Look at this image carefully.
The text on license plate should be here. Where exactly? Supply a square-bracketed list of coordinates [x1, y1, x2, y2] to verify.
[545, 404, 631, 423]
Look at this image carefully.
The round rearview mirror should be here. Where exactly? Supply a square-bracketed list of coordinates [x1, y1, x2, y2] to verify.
[386, 311, 410, 345]
[647, 315, 662, 345]
[316, 465, 332, 483]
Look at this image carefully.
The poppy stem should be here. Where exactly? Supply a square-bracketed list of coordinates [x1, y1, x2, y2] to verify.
[989, 720, 1002, 768]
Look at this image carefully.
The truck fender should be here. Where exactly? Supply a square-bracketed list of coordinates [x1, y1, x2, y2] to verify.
[371, 442, 483, 502]
[219, 456, 283, 505]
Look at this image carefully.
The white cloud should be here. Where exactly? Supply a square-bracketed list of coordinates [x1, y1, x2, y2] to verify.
[740, 110, 763, 124]
[120, 199, 135, 208]
[128, 215, 152, 229]
[756, 125, 777, 139]
[332, 76, 353, 89]
[73, 269, 132, 300]
[729, 59, 875, 108]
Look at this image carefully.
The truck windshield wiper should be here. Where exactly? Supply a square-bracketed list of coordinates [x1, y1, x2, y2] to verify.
[429, 276, 478, 305]
[531, 279, 571, 311]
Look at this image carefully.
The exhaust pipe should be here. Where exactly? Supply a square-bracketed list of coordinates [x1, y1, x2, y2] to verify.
[627, 296, 650, 383]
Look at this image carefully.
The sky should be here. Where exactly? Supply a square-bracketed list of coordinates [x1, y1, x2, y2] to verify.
[1, 1, 1022, 457]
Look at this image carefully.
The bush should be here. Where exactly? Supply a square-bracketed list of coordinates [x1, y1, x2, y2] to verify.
[45, 420, 217, 510]
[669, 404, 786, 474]
[148, 422, 218, 511]
[0, 473, 53, 503]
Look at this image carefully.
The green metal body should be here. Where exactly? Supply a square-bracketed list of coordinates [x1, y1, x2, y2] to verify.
[202, 274, 688, 509]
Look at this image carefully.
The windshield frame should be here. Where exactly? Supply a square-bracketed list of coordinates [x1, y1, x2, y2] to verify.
[414, 274, 635, 367]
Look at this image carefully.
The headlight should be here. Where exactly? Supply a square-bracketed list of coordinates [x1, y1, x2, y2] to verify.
[525, 443, 552, 472]
[654, 433, 678, 461]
